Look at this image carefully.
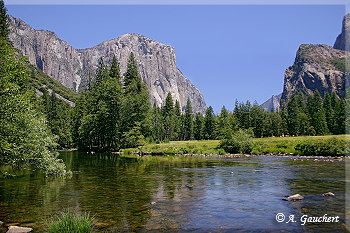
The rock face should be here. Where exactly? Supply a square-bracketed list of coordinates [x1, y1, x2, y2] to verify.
[8, 16, 207, 113]
[8, 16, 82, 92]
[334, 13, 350, 51]
[260, 93, 281, 112]
[281, 44, 348, 101]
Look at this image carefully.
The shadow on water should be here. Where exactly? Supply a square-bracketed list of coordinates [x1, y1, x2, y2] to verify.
[0, 152, 347, 232]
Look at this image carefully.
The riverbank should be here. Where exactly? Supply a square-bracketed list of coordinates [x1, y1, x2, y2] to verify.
[119, 135, 348, 156]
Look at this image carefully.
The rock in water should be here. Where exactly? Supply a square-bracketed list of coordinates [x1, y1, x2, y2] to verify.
[6, 226, 32, 233]
[322, 192, 335, 196]
[8, 16, 207, 114]
[283, 194, 304, 201]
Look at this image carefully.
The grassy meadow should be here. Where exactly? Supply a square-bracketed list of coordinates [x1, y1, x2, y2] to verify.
[120, 135, 348, 156]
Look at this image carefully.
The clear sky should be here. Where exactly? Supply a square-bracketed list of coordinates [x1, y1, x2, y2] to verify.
[5, 1, 346, 112]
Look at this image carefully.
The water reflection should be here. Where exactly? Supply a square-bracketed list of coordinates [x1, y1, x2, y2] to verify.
[0, 152, 346, 232]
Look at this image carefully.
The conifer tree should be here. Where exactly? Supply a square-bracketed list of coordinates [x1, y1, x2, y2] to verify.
[121, 52, 150, 147]
[204, 106, 215, 139]
[279, 99, 288, 136]
[0, 0, 8, 38]
[173, 100, 182, 140]
[194, 112, 204, 140]
[95, 57, 107, 87]
[287, 95, 300, 136]
[184, 98, 194, 140]
[162, 93, 175, 140]
[323, 92, 334, 133]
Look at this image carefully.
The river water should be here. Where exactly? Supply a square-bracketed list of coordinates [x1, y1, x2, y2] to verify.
[0, 152, 347, 232]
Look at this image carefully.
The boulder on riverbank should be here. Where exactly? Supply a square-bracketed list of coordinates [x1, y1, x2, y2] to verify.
[6, 226, 32, 233]
[283, 194, 304, 201]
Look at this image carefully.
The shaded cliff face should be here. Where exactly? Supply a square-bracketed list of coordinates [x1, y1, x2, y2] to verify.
[8, 16, 207, 114]
[8, 16, 82, 91]
[334, 13, 350, 51]
[281, 44, 348, 101]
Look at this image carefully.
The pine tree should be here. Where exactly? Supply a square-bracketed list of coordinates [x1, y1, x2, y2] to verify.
[251, 103, 265, 138]
[183, 98, 194, 140]
[121, 52, 151, 147]
[0, 0, 8, 38]
[334, 99, 345, 134]
[109, 55, 121, 81]
[287, 95, 300, 136]
[94, 57, 107, 87]
[323, 92, 334, 134]
[194, 112, 204, 140]
[216, 106, 232, 139]
[162, 93, 175, 140]
[204, 106, 215, 139]
[279, 99, 288, 136]
[173, 100, 182, 140]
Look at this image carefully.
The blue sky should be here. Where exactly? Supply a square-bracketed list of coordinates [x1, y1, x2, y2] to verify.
[5, 2, 346, 112]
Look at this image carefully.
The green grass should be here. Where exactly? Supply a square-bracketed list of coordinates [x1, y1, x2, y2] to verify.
[122, 135, 348, 156]
[47, 211, 94, 233]
[252, 135, 347, 155]
[121, 140, 223, 155]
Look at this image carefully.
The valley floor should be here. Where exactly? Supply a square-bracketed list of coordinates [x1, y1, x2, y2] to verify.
[120, 135, 348, 156]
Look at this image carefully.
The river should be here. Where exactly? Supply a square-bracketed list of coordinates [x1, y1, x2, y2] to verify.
[0, 152, 347, 232]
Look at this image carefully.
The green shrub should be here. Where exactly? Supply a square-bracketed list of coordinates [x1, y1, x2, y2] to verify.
[295, 137, 345, 156]
[47, 211, 93, 233]
[218, 129, 253, 154]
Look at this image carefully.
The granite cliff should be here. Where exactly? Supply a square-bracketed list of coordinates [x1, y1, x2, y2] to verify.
[8, 16, 207, 113]
[281, 14, 349, 101]
[281, 44, 348, 101]
[334, 13, 350, 52]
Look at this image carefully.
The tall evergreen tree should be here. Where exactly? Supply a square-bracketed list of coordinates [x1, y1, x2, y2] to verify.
[323, 92, 334, 134]
[162, 93, 175, 140]
[251, 103, 265, 138]
[94, 57, 107, 87]
[279, 99, 288, 136]
[183, 98, 194, 140]
[287, 95, 300, 136]
[0, 0, 8, 38]
[173, 100, 182, 140]
[121, 52, 151, 147]
[204, 106, 215, 139]
[216, 106, 232, 139]
[194, 112, 204, 140]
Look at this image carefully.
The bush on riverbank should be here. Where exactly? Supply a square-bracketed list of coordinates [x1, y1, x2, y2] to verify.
[295, 137, 345, 156]
[218, 129, 253, 154]
[47, 211, 93, 233]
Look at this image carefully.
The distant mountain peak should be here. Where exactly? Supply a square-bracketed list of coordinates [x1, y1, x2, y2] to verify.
[260, 93, 282, 112]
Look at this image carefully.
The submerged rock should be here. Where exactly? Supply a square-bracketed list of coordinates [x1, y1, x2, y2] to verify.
[0, 221, 3, 226]
[6, 226, 32, 233]
[322, 192, 336, 196]
[283, 194, 304, 201]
